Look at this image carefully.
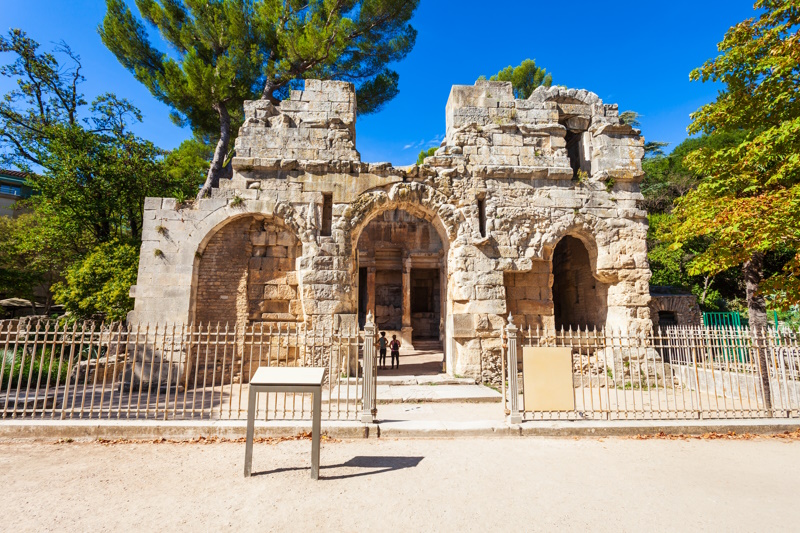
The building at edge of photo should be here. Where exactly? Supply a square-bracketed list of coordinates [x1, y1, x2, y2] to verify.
[0, 168, 32, 219]
[128, 79, 655, 385]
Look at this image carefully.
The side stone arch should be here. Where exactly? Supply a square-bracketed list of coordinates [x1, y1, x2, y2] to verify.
[649, 294, 702, 328]
[536, 220, 610, 283]
[129, 197, 307, 326]
[190, 210, 304, 326]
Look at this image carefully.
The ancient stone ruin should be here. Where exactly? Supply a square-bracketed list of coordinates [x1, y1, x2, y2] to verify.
[129, 79, 651, 382]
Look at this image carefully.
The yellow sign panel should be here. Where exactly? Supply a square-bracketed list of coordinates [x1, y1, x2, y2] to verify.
[522, 347, 575, 412]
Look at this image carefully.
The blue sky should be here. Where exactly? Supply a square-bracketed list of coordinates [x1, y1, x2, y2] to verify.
[0, 0, 758, 166]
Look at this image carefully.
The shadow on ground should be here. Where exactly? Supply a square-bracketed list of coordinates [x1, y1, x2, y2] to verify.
[252, 456, 424, 480]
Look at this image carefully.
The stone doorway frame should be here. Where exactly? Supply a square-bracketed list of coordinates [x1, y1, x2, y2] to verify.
[346, 190, 454, 374]
[355, 225, 447, 353]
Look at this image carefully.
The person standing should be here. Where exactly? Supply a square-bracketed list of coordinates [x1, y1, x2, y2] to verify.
[389, 335, 401, 369]
[377, 331, 388, 369]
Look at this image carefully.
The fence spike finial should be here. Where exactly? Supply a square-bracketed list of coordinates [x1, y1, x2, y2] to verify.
[507, 313, 514, 326]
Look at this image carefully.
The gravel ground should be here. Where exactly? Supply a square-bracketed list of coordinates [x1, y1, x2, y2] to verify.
[1, 436, 799, 532]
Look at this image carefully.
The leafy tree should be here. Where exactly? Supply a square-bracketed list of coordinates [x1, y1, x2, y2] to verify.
[667, 1, 800, 408]
[99, 0, 420, 200]
[669, 1, 800, 327]
[416, 146, 437, 165]
[480, 59, 552, 99]
[164, 138, 212, 201]
[52, 241, 139, 322]
[640, 133, 743, 215]
[0, 216, 39, 305]
[0, 29, 85, 170]
[0, 31, 198, 319]
[0, 210, 83, 314]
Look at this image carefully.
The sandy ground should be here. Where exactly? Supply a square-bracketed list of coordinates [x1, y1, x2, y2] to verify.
[1, 436, 799, 532]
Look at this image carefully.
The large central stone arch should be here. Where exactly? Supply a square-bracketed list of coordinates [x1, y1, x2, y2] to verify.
[342, 182, 459, 257]
[343, 181, 458, 356]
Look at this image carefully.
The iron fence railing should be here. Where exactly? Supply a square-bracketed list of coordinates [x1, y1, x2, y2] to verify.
[0, 319, 363, 421]
[506, 324, 800, 421]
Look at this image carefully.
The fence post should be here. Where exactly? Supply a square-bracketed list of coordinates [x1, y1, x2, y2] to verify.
[361, 311, 378, 423]
[506, 314, 521, 424]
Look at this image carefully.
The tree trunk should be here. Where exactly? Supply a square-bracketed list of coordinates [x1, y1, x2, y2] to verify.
[744, 252, 771, 410]
[261, 79, 280, 103]
[196, 103, 232, 201]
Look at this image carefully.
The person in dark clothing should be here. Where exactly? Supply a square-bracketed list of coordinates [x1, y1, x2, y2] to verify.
[378, 331, 388, 369]
[389, 335, 401, 369]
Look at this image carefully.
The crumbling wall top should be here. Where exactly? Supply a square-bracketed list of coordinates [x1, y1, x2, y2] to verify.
[232, 80, 360, 173]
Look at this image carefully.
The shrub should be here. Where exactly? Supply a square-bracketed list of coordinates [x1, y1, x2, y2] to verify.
[52, 241, 139, 321]
[1, 348, 70, 390]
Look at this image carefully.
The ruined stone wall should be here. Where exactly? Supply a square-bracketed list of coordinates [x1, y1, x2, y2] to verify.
[246, 220, 302, 322]
[504, 261, 553, 331]
[130, 79, 652, 384]
[650, 293, 702, 328]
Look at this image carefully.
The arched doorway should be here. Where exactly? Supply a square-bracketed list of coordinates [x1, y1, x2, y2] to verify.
[192, 215, 302, 326]
[551, 236, 607, 330]
[355, 208, 448, 375]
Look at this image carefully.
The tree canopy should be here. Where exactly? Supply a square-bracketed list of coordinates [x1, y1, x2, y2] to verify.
[0, 30, 198, 318]
[481, 59, 552, 99]
[416, 146, 437, 165]
[99, 0, 420, 199]
[668, 0, 800, 324]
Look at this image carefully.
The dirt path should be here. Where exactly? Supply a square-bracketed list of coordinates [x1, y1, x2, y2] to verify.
[1, 436, 799, 531]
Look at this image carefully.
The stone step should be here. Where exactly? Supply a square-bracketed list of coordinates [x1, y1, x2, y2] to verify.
[325, 383, 501, 404]
[341, 374, 476, 386]
[376, 384, 502, 404]
[412, 340, 444, 350]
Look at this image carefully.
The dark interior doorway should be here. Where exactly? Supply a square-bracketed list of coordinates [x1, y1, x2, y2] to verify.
[410, 268, 440, 341]
[552, 236, 607, 330]
[658, 310, 678, 327]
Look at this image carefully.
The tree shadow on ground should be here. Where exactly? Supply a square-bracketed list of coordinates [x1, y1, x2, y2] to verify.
[251, 456, 424, 480]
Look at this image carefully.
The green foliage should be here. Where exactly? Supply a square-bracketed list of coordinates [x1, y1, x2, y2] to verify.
[164, 138, 211, 193]
[1, 347, 70, 390]
[52, 241, 139, 322]
[669, 1, 800, 310]
[28, 121, 195, 244]
[100, 0, 420, 197]
[640, 134, 742, 215]
[0, 210, 83, 310]
[416, 146, 437, 165]
[0, 216, 38, 300]
[0, 32, 200, 318]
[484, 59, 552, 99]
[772, 306, 800, 329]
[647, 214, 727, 310]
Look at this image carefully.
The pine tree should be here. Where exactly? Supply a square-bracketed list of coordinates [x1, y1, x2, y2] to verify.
[99, 0, 420, 200]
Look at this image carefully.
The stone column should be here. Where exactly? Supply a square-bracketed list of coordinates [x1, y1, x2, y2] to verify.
[366, 267, 376, 320]
[361, 311, 377, 423]
[506, 314, 522, 424]
[401, 257, 414, 349]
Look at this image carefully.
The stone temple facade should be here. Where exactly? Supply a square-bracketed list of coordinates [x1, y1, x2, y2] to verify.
[129, 79, 651, 382]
